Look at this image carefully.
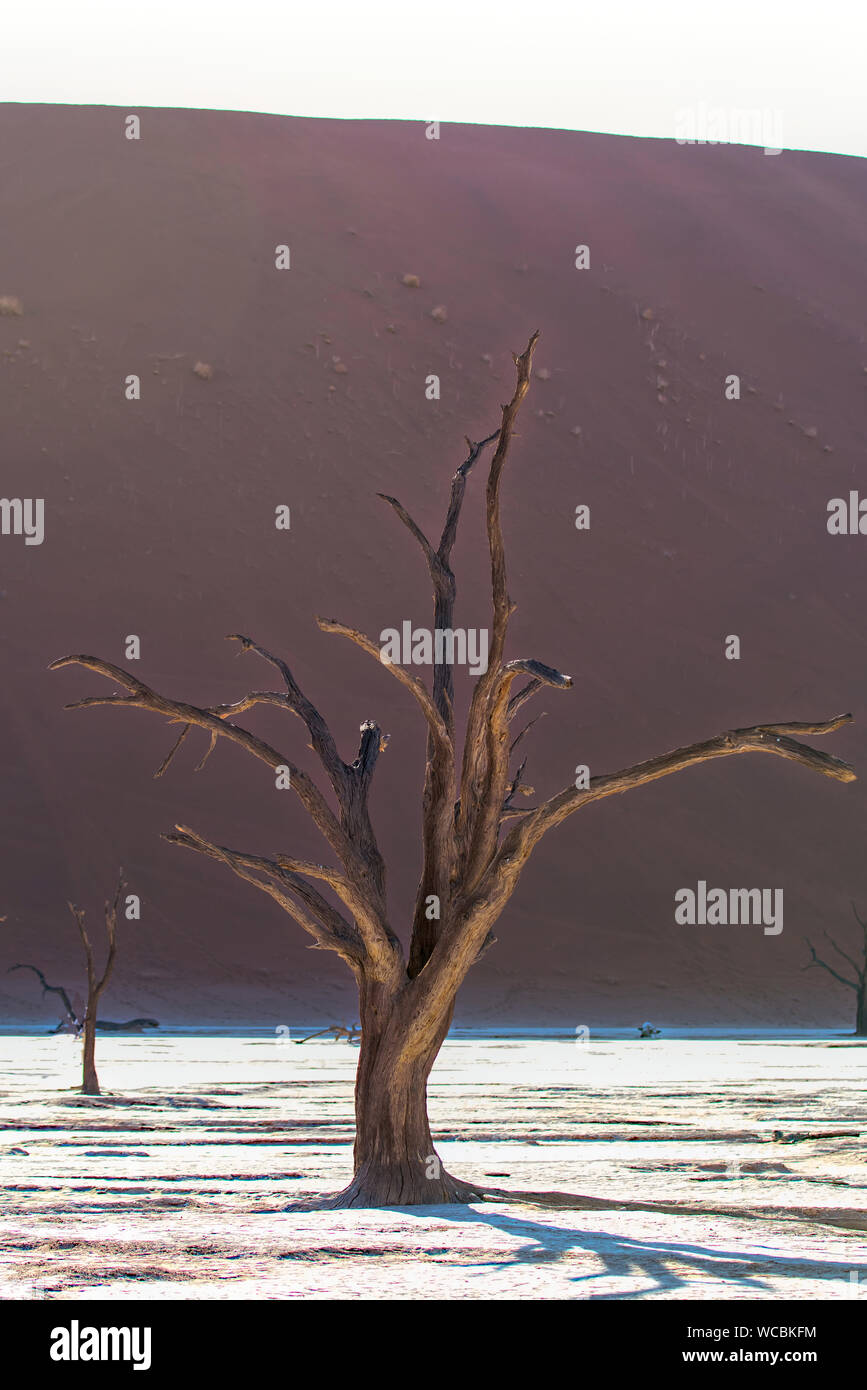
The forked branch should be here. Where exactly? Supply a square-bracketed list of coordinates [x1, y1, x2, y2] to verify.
[69, 870, 125, 1008]
[513, 713, 855, 858]
[8, 964, 80, 1028]
[166, 825, 365, 966]
[50, 651, 402, 979]
[408, 713, 855, 1040]
[49, 654, 349, 860]
[804, 938, 860, 990]
[458, 332, 541, 864]
[378, 430, 501, 974]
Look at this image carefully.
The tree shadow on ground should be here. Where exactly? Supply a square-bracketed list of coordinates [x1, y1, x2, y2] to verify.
[426, 1199, 866, 1297]
[287, 1186, 867, 1298]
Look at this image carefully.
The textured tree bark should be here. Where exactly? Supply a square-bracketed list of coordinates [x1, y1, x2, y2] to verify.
[329, 979, 482, 1208]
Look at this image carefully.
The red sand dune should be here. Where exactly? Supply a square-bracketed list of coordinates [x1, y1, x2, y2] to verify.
[1, 106, 865, 1028]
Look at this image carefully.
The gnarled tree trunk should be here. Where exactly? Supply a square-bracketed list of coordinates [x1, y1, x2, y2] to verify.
[333, 981, 480, 1208]
[53, 332, 856, 1203]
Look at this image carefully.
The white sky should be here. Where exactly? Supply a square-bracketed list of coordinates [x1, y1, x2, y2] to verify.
[3, 0, 866, 158]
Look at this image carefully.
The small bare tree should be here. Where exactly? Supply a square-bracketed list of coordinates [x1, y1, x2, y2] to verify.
[805, 903, 867, 1036]
[51, 333, 856, 1205]
[68, 875, 125, 1094]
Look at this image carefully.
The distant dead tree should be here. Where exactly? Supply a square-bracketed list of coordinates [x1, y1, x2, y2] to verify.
[295, 1024, 361, 1044]
[68, 874, 125, 1094]
[9, 890, 157, 1070]
[8, 963, 80, 1031]
[94, 1018, 159, 1033]
[805, 903, 867, 1036]
[9, 877, 125, 1091]
[51, 332, 856, 1205]
[8, 968, 157, 1036]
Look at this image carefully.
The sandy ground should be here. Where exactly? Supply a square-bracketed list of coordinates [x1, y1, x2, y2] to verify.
[1, 1034, 864, 1300]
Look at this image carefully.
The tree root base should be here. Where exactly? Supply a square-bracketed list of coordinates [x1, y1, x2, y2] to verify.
[327, 1167, 485, 1209]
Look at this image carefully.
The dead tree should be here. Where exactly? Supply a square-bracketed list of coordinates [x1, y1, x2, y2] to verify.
[8, 967, 155, 1035]
[94, 1018, 159, 1033]
[295, 1024, 362, 1044]
[805, 903, 867, 1036]
[51, 332, 856, 1205]
[8, 964, 81, 1031]
[68, 875, 125, 1094]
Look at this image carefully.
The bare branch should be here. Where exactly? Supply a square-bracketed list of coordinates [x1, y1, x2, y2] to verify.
[458, 333, 541, 861]
[166, 826, 365, 965]
[515, 714, 856, 857]
[501, 755, 538, 818]
[195, 731, 218, 772]
[50, 653, 352, 870]
[804, 938, 858, 991]
[376, 495, 439, 572]
[438, 430, 500, 564]
[409, 713, 856, 1044]
[378, 431, 500, 978]
[206, 692, 290, 718]
[505, 756, 528, 799]
[464, 658, 572, 892]
[154, 723, 192, 778]
[7, 964, 80, 1027]
[502, 659, 572, 693]
[821, 928, 865, 982]
[167, 823, 388, 964]
[507, 678, 542, 720]
[226, 643, 394, 949]
[316, 619, 451, 758]
[485, 332, 540, 658]
[227, 634, 349, 803]
[94, 871, 125, 997]
[52, 653, 403, 980]
[510, 711, 546, 756]
[378, 429, 500, 609]
[68, 900, 94, 1003]
[747, 715, 852, 736]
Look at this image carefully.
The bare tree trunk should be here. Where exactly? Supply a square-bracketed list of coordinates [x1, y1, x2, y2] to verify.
[81, 1011, 100, 1095]
[331, 979, 482, 1208]
[856, 982, 867, 1038]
